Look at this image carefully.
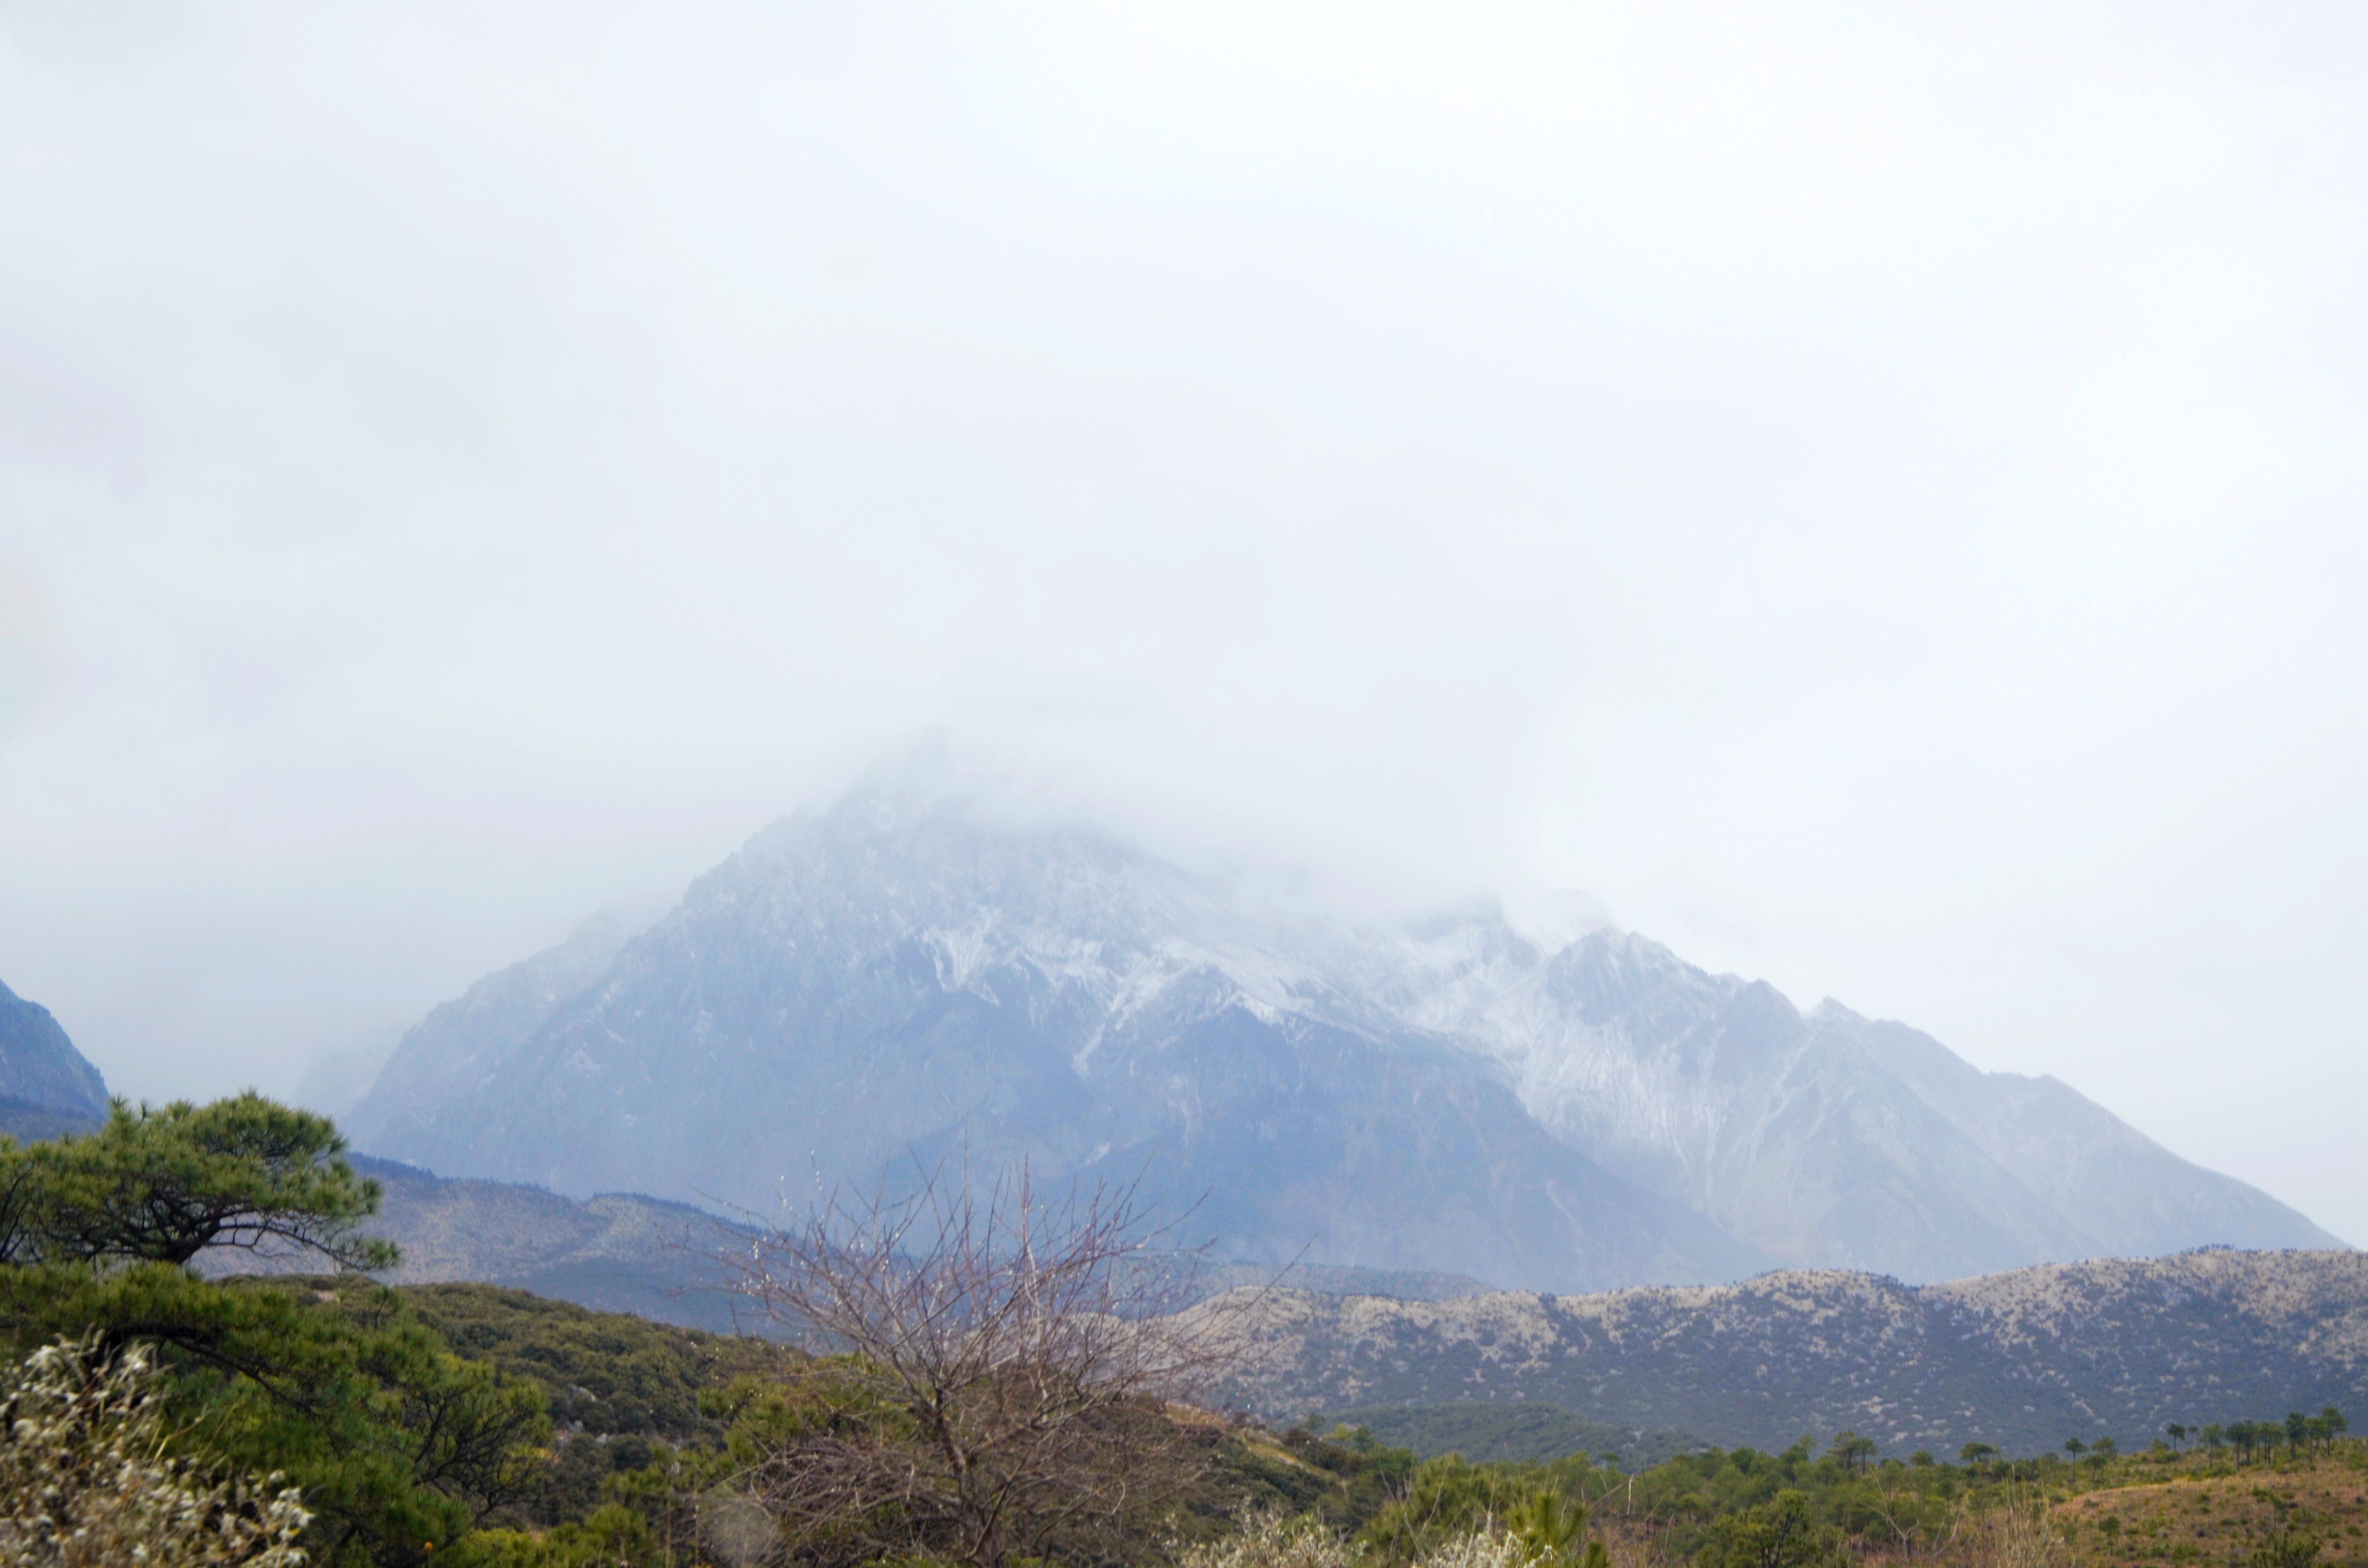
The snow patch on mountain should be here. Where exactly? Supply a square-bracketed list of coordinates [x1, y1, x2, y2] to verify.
[348, 780, 2345, 1286]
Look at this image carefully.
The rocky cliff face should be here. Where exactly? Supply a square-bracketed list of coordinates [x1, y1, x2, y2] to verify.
[0, 977, 109, 1132]
[348, 780, 2341, 1289]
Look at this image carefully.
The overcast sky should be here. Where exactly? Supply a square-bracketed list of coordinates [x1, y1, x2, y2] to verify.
[2, 2, 2363, 1242]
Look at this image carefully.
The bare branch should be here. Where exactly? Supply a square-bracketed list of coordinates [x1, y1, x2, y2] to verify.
[708, 1159, 1236, 1568]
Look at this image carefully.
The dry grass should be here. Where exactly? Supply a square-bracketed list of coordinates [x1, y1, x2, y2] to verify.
[2048, 1456, 2368, 1568]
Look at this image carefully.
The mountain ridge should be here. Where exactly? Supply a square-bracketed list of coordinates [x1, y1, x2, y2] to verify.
[0, 976, 111, 1136]
[214, 1155, 2368, 1464]
[347, 781, 2340, 1289]
[1196, 1246, 2368, 1458]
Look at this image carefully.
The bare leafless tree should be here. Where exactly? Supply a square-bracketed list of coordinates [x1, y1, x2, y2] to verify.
[709, 1163, 1235, 1568]
[1961, 1494, 2059, 1568]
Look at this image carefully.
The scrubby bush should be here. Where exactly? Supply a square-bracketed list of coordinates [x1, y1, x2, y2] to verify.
[2247, 1530, 2323, 1568]
[1693, 1490, 1844, 1568]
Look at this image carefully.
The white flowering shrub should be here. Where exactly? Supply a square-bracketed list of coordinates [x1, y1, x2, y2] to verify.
[1184, 1508, 1559, 1568]
[0, 1337, 311, 1567]
[1180, 1509, 1365, 1568]
[1412, 1531, 1542, 1568]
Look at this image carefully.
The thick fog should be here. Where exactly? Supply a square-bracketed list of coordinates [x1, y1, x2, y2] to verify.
[2, 3, 2363, 1241]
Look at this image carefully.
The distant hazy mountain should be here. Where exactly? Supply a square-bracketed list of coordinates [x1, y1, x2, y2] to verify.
[349, 790, 1757, 1291]
[349, 780, 2340, 1288]
[207, 1157, 1500, 1331]
[344, 907, 644, 1157]
[1201, 1247, 2368, 1458]
[340, 1156, 752, 1333]
[1365, 923, 2340, 1277]
[0, 977, 109, 1137]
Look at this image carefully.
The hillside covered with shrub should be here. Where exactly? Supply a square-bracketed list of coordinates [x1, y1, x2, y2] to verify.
[1, 1091, 2363, 1568]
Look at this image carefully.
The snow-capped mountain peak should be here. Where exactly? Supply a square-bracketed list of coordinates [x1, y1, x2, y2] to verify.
[349, 784, 2343, 1288]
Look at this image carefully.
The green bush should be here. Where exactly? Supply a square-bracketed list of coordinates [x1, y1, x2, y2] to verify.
[1694, 1490, 1845, 1568]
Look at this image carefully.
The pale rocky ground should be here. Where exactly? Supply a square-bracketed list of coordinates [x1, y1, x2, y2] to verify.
[1192, 1248, 2368, 1458]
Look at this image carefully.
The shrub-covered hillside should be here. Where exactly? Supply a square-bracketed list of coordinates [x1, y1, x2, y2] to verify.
[2, 1092, 2363, 1568]
[1205, 1253, 2368, 1456]
[1312, 1402, 1705, 1469]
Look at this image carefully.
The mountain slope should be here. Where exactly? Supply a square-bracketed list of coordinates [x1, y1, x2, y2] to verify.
[1826, 1005, 2334, 1258]
[0, 977, 110, 1135]
[1200, 1247, 2368, 1457]
[196, 1155, 754, 1332]
[205, 1157, 1546, 1330]
[351, 791, 1759, 1290]
[1369, 917, 2337, 1274]
[342, 907, 646, 1155]
[349, 780, 2340, 1288]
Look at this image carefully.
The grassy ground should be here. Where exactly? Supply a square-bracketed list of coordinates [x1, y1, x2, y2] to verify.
[2051, 1452, 2368, 1568]
[1512, 1438, 2368, 1568]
